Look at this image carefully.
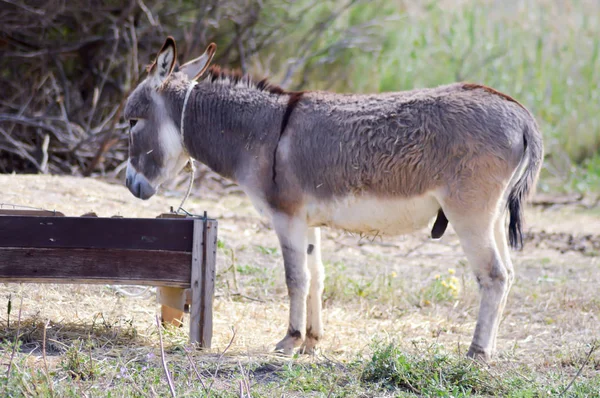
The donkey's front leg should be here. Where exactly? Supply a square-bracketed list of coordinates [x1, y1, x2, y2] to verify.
[301, 227, 324, 354]
[272, 212, 309, 355]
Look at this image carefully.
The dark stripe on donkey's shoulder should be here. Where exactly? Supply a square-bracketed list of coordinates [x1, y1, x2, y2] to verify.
[271, 91, 305, 184]
[280, 92, 304, 137]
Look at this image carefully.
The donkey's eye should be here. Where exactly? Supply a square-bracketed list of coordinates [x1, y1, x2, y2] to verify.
[129, 119, 138, 129]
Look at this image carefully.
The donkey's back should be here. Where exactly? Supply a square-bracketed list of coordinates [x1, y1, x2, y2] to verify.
[284, 83, 531, 198]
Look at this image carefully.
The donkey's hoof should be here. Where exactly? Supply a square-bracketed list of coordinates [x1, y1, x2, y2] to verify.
[466, 344, 492, 362]
[275, 334, 303, 356]
[299, 334, 320, 355]
[298, 343, 316, 355]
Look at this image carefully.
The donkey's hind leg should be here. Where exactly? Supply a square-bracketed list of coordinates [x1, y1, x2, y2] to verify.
[272, 212, 309, 355]
[301, 227, 325, 354]
[442, 200, 510, 361]
[491, 213, 515, 353]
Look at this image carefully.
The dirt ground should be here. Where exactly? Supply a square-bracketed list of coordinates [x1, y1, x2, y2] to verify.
[0, 174, 598, 378]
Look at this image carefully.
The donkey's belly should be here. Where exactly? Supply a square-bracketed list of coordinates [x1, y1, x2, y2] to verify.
[306, 192, 441, 236]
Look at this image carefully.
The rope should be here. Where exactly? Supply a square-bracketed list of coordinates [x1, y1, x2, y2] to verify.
[176, 81, 198, 215]
[109, 285, 154, 297]
[180, 81, 197, 155]
[0, 203, 56, 212]
[176, 160, 195, 214]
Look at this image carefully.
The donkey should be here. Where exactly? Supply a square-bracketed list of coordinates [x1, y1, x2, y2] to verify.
[124, 37, 543, 361]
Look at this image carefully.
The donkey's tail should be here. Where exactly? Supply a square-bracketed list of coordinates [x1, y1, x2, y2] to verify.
[507, 120, 544, 250]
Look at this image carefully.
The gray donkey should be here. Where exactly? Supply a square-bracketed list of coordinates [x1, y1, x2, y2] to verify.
[124, 37, 543, 360]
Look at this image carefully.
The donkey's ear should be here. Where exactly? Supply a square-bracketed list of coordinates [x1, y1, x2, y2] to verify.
[148, 36, 177, 87]
[180, 43, 217, 81]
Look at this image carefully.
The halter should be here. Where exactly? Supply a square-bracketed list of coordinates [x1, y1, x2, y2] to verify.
[181, 81, 198, 152]
[176, 81, 198, 214]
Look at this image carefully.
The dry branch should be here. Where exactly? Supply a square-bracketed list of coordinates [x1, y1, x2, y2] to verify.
[156, 315, 177, 398]
[559, 342, 599, 397]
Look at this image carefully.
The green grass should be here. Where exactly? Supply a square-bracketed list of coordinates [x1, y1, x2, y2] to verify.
[323, 260, 465, 310]
[323, 260, 400, 304]
[2, 334, 597, 397]
[361, 340, 600, 397]
[361, 341, 502, 395]
[255, 246, 278, 256]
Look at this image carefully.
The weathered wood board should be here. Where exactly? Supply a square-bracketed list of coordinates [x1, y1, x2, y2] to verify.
[0, 215, 194, 251]
[0, 247, 191, 286]
[0, 209, 217, 348]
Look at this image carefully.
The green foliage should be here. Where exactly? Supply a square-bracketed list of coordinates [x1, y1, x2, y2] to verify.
[323, 260, 466, 309]
[361, 341, 499, 395]
[420, 269, 460, 306]
[236, 263, 264, 275]
[277, 362, 335, 394]
[0, 334, 598, 397]
[360, 340, 600, 397]
[567, 154, 600, 192]
[61, 339, 98, 381]
[323, 261, 381, 302]
[255, 245, 278, 256]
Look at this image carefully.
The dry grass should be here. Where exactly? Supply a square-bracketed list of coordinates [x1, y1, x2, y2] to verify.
[0, 174, 599, 396]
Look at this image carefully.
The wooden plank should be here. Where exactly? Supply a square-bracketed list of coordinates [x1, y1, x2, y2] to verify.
[189, 219, 204, 345]
[0, 216, 194, 252]
[156, 213, 188, 219]
[200, 219, 218, 348]
[0, 248, 191, 287]
[0, 209, 65, 217]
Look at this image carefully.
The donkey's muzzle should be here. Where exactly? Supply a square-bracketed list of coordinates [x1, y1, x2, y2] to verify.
[126, 163, 156, 200]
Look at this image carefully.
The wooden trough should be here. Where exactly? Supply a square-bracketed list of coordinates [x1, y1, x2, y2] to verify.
[0, 209, 217, 348]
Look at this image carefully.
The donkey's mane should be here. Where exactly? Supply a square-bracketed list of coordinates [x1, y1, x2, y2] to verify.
[202, 66, 305, 188]
[205, 65, 288, 95]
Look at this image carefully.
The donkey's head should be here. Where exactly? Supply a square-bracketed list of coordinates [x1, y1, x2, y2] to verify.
[124, 37, 216, 199]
